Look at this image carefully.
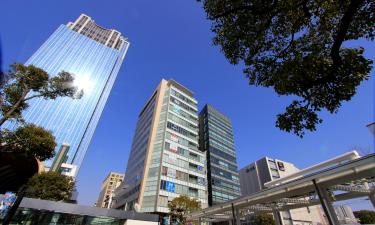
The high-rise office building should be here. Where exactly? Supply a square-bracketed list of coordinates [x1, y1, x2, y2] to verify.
[97, 172, 125, 209]
[239, 157, 328, 225]
[199, 104, 241, 206]
[113, 79, 208, 215]
[4, 14, 129, 175]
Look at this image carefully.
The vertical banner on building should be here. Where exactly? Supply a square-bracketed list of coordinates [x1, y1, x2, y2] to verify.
[0, 192, 17, 219]
[171, 133, 179, 143]
[169, 142, 178, 153]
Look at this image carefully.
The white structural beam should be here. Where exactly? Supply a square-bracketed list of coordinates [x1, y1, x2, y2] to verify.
[330, 184, 371, 193]
[186, 153, 375, 221]
[265, 151, 360, 188]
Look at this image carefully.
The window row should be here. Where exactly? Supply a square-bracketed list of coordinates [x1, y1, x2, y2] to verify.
[163, 153, 205, 174]
[170, 96, 197, 114]
[161, 166, 206, 185]
[165, 142, 204, 164]
[170, 89, 197, 107]
[165, 131, 198, 151]
[208, 129, 234, 149]
[212, 191, 237, 202]
[209, 147, 236, 162]
[211, 166, 239, 182]
[168, 112, 198, 132]
[205, 114, 232, 133]
[206, 122, 233, 140]
[210, 156, 238, 172]
[160, 180, 205, 199]
[167, 121, 197, 140]
[212, 178, 241, 192]
[209, 139, 235, 156]
[169, 104, 197, 123]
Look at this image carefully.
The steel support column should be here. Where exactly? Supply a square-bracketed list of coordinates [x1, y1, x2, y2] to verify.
[231, 203, 236, 225]
[273, 210, 282, 225]
[313, 180, 339, 225]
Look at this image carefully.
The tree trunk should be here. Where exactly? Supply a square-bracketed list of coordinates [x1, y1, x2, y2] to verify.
[0, 89, 29, 126]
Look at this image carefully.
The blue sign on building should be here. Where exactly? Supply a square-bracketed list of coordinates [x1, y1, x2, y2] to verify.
[165, 181, 175, 193]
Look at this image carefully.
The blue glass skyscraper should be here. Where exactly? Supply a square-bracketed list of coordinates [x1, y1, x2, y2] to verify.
[4, 14, 129, 175]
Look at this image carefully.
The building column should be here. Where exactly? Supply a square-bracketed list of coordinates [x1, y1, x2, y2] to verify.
[198, 217, 202, 225]
[313, 180, 339, 225]
[369, 192, 375, 208]
[235, 208, 241, 225]
[273, 210, 282, 225]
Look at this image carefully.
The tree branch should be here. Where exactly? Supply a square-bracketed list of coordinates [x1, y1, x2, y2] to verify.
[23, 93, 45, 102]
[331, 0, 365, 67]
[0, 86, 29, 126]
[23, 89, 65, 101]
[301, 0, 312, 18]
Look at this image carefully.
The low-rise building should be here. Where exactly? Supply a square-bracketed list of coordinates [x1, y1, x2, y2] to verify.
[239, 157, 328, 225]
[97, 172, 125, 208]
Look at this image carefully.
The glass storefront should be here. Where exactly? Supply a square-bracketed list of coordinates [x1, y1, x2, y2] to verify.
[8, 208, 125, 225]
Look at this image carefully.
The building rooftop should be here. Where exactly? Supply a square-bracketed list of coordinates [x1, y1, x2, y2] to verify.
[67, 13, 128, 50]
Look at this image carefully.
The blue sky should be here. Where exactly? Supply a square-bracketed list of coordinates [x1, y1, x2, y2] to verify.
[0, 1, 373, 209]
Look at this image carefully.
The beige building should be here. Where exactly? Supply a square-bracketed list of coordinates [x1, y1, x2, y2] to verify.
[240, 157, 328, 225]
[97, 172, 125, 208]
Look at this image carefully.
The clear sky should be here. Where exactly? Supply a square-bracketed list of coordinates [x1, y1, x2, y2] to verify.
[1, 1, 374, 209]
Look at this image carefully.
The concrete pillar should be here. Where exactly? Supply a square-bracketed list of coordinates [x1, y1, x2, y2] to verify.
[235, 208, 241, 225]
[313, 180, 339, 225]
[273, 210, 282, 225]
[198, 217, 202, 225]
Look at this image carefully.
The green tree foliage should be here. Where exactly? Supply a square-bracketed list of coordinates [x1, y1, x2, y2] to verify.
[168, 195, 201, 224]
[1, 124, 56, 161]
[23, 172, 75, 201]
[200, 0, 374, 137]
[254, 213, 276, 225]
[354, 210, 375, 224]
[0, 63, 82, 126]
[0, 63, 82, 161]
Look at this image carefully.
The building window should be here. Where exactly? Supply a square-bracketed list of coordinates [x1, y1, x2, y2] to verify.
[158, 196, 168, 207]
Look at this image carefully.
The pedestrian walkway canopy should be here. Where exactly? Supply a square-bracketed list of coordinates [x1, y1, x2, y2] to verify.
[7, 197, 159, 225]
[187, 151, 375, 225]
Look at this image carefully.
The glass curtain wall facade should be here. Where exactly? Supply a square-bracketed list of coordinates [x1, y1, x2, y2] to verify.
[3, 14, 129, 174]
[199, 105, 241, 206]
[113, 79, 208, 213]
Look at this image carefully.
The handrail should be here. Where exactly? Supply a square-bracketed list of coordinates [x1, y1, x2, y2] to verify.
[264, 151, 360, 188]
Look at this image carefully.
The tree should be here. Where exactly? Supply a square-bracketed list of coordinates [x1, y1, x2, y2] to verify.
[0, 63, 82, 161]
[22, 172, 75, 201]
[200, 0, 374, 137]
[354, 210, 375, 224]
[1, 124, 56, 161]
[0, 63, 82, 126]
[253, 213, 276, 225]
[168, 195, 201, 224]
